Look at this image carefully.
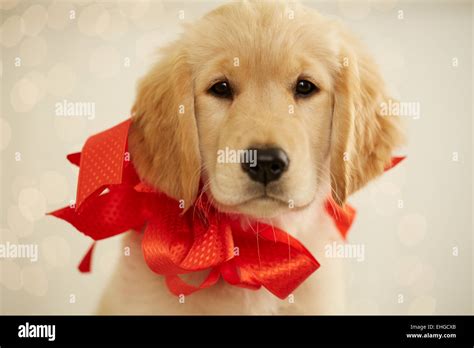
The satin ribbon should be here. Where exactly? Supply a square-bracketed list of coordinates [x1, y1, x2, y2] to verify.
[49, 119, 404, 299]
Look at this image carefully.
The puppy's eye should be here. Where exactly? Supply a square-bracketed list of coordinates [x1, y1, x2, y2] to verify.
[209, 81, 233, 98]
[295, 80, 319, 97]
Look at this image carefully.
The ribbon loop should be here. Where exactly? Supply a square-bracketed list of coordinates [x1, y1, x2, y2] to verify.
[76, 120, 131, 209]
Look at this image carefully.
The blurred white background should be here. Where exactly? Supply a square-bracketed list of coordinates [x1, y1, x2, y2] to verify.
[0, 0, 472, 314]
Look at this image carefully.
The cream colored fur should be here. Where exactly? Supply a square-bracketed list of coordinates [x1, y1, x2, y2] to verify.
[98, 0, 403, 315]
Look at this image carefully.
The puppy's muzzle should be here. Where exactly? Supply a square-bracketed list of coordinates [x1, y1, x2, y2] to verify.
[241, 147, 289, 185]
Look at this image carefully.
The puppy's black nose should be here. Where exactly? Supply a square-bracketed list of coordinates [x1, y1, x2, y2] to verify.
[241, 147, 289, 185]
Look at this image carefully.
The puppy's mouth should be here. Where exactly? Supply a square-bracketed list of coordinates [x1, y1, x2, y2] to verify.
[207, 187, 314, 218]
[236, 193, 289, 207]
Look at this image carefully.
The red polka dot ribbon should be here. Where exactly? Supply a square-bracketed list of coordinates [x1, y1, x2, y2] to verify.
[48, 119, 404, 299]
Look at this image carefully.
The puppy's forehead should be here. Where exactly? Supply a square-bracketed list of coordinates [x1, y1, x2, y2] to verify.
[188, 2, 338, 86]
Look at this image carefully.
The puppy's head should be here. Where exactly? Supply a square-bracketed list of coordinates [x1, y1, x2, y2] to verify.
[129, 1, 403, 218]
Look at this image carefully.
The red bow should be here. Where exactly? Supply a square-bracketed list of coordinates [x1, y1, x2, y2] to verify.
[49, 119, 404, 299]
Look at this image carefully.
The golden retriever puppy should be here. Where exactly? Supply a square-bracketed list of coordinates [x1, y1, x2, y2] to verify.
[98, 0, 403, 314]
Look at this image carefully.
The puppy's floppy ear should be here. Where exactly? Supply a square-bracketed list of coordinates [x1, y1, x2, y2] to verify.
[129, 42, 201, 210]
[330, 39, 403, 206]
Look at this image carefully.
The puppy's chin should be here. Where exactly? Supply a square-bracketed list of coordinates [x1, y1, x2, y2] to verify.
[220, 197, 291, 219]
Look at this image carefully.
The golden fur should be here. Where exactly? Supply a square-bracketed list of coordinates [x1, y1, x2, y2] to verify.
[101, 0, 404, 314]
[129, 1, 403, 215]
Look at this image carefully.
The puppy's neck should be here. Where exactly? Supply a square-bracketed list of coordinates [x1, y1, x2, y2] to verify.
[269, 193, 327, 239]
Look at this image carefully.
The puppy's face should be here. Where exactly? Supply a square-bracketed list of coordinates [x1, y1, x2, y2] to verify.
[130, 1, 403, 219]
[194, 45, 334, 218]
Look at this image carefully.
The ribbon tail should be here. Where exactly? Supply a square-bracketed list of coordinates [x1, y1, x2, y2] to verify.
[324, 156, 404, 239]
[78, 242, 96, 273]
[67, 152, 81, 167]
[325, 198, 356, 240]
[386, 156, 406, 171]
